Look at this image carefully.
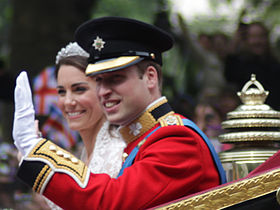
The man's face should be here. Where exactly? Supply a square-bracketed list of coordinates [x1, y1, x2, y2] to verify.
[94, 65, 152, 125]
[247, 24, 268, 56]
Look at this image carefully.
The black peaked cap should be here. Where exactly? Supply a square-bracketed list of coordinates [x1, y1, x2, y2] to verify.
[75, 16, 174, 76]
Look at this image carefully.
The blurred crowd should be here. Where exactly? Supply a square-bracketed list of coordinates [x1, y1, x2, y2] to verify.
[167, 16, 280, 154]
[1, 13, 280, 209]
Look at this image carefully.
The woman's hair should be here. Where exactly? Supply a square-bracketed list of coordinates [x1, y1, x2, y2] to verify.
[55, 55, 88, 78]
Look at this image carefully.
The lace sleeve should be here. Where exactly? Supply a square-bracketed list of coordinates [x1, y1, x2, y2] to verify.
[88, 121, 126, 178]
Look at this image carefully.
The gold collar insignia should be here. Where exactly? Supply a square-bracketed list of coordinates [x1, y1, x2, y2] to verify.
[119, 98, 174, 144]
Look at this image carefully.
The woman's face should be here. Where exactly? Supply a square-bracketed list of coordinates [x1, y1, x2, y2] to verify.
[56, 65, 104, 131]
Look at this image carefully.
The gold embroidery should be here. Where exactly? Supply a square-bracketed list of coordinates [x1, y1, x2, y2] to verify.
[120, 112, 157, 144]
[33, 165, 50, 193]
[147, 98, 168, 113]
[27, 139, 89, 188]
[156, 168, 280, 209]
[159, 115, 183, 127]
[119, 99, 175, 144]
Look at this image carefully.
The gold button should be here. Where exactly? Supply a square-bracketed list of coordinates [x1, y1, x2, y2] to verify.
[63, 153, 71, 160]
[71, 157, 78, 164]
[56, 150, 64, 156]
[122, 153, 128, 162]
[49, 145, 57, 152]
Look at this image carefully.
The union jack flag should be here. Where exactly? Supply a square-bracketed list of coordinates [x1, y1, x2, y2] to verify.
[33, 66, 58, 115]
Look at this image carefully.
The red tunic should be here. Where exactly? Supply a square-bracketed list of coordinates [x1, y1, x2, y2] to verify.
[43, 124, 219, 209]
[17, 99, 220, 209]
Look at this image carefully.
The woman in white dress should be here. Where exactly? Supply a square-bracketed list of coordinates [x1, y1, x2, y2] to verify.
[55, 42, 126, 177]
[44, 42, 126, 209]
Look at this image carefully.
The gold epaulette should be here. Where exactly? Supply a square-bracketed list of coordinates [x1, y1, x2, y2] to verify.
[19, 139, 90, 194]
[158, 114, 184, 127]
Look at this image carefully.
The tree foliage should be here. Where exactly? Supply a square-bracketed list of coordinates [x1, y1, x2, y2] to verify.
[9, 0, 97, 79]
[175, 0, 280, 41]
[0, 0, 12, 58]
[93, 0, 159, 23]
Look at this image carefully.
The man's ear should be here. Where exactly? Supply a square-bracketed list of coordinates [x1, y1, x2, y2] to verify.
[144, 66, 158, 89]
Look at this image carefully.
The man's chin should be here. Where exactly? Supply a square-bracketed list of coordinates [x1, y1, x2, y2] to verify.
[106, 114, 122, 126]
[107, 116, 133, 126]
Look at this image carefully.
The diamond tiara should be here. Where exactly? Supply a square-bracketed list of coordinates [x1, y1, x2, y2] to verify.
[55, 42, 89, 64]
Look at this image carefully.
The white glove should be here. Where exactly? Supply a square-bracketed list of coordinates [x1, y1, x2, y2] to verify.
[13, 71, 40, 156]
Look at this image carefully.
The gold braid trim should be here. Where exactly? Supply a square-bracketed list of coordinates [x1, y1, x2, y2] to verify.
[33, 165, 51, 193]
[119, 111, 158, 144]
[156, 168, 280, 209]
[147, 97, 168, 112]
[27, 139, 89, 191]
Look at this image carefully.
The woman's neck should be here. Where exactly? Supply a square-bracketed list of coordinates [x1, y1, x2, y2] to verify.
[79, 116, 106, 164]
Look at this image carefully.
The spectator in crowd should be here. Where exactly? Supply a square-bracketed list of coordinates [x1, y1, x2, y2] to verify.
[212, 33, 230, 62]
[176, 14, 227, 103]
[224, 21, 280, 110]
[193, 100, 233, 153]
[227, 22, 248, 55]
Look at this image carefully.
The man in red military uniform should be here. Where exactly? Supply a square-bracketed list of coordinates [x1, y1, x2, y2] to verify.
[13, 17, 226, 209]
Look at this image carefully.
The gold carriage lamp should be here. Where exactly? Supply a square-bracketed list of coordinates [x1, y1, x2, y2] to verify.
[155, 75, 280, 209]
[218, 74, 280, 182]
